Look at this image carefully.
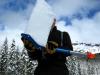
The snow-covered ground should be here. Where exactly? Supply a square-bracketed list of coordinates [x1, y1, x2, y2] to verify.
[73, 43, 100, 54]
[66, 43, 100, 75]
[67, 56, 100, 75]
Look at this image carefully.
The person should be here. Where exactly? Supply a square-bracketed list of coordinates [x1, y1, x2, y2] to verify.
[21, 18, 73, 75]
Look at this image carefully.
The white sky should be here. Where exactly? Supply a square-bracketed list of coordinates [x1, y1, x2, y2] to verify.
[0, 0, 100, 47]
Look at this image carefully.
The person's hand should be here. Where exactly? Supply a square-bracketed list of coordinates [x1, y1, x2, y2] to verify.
[21, 37, 36, 52]
[46, 44, 56, 54]
[45, 41, 58, 54]
[54, 18, 56, 23]
[51, 18, 56, 29]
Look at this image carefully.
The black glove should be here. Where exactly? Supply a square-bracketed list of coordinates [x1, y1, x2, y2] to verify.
[46, 41, 58, 54]
[21, 37, 36, 52]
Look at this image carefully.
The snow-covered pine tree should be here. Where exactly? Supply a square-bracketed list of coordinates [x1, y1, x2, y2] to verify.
[19, 47, 37, 75]
[0, 38, 8, 75]
[7, 39, 16, 74]
[14, 46, 21, 74]
[19, 48, 28, 75]
[66, 56, 78, 75]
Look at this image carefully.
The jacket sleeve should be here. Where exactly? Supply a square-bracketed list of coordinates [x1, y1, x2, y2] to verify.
[27, 26, 57, 60]
[27, 49, 42, 60]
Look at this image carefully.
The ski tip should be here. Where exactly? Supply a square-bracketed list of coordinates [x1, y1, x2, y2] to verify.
[87, 52, 96, 59]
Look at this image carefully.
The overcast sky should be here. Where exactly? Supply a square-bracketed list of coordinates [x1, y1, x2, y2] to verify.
[0, 0, 100, 47]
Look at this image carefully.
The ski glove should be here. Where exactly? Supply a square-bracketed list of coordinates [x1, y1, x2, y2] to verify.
[46, 41, 58, 54]
[21, 37, 36, 52]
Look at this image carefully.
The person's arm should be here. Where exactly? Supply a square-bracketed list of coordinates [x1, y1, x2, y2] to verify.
[50, 18, 57, 32]
[51, 18, 56, 29]
[27, 49, 42, 60]
[21, 37, 42, 60]
[45, 18, 58, 54]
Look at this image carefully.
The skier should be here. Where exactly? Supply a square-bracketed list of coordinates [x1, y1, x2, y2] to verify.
[21, 18, 73, 75]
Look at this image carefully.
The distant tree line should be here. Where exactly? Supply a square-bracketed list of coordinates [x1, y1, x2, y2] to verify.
[73, 42, 100, 47]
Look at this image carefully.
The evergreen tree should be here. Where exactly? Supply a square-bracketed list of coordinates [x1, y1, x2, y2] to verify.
[19, 48, 37, 75]
[14, 46, 21, 75]
[19, 48, 29, 75]
[7, 39, 16, 74]
[7, 39, 21, 75]
[0, 38, 8, 75]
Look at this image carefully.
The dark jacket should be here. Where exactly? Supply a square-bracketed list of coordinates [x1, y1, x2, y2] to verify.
[27, 26, 73, 75]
